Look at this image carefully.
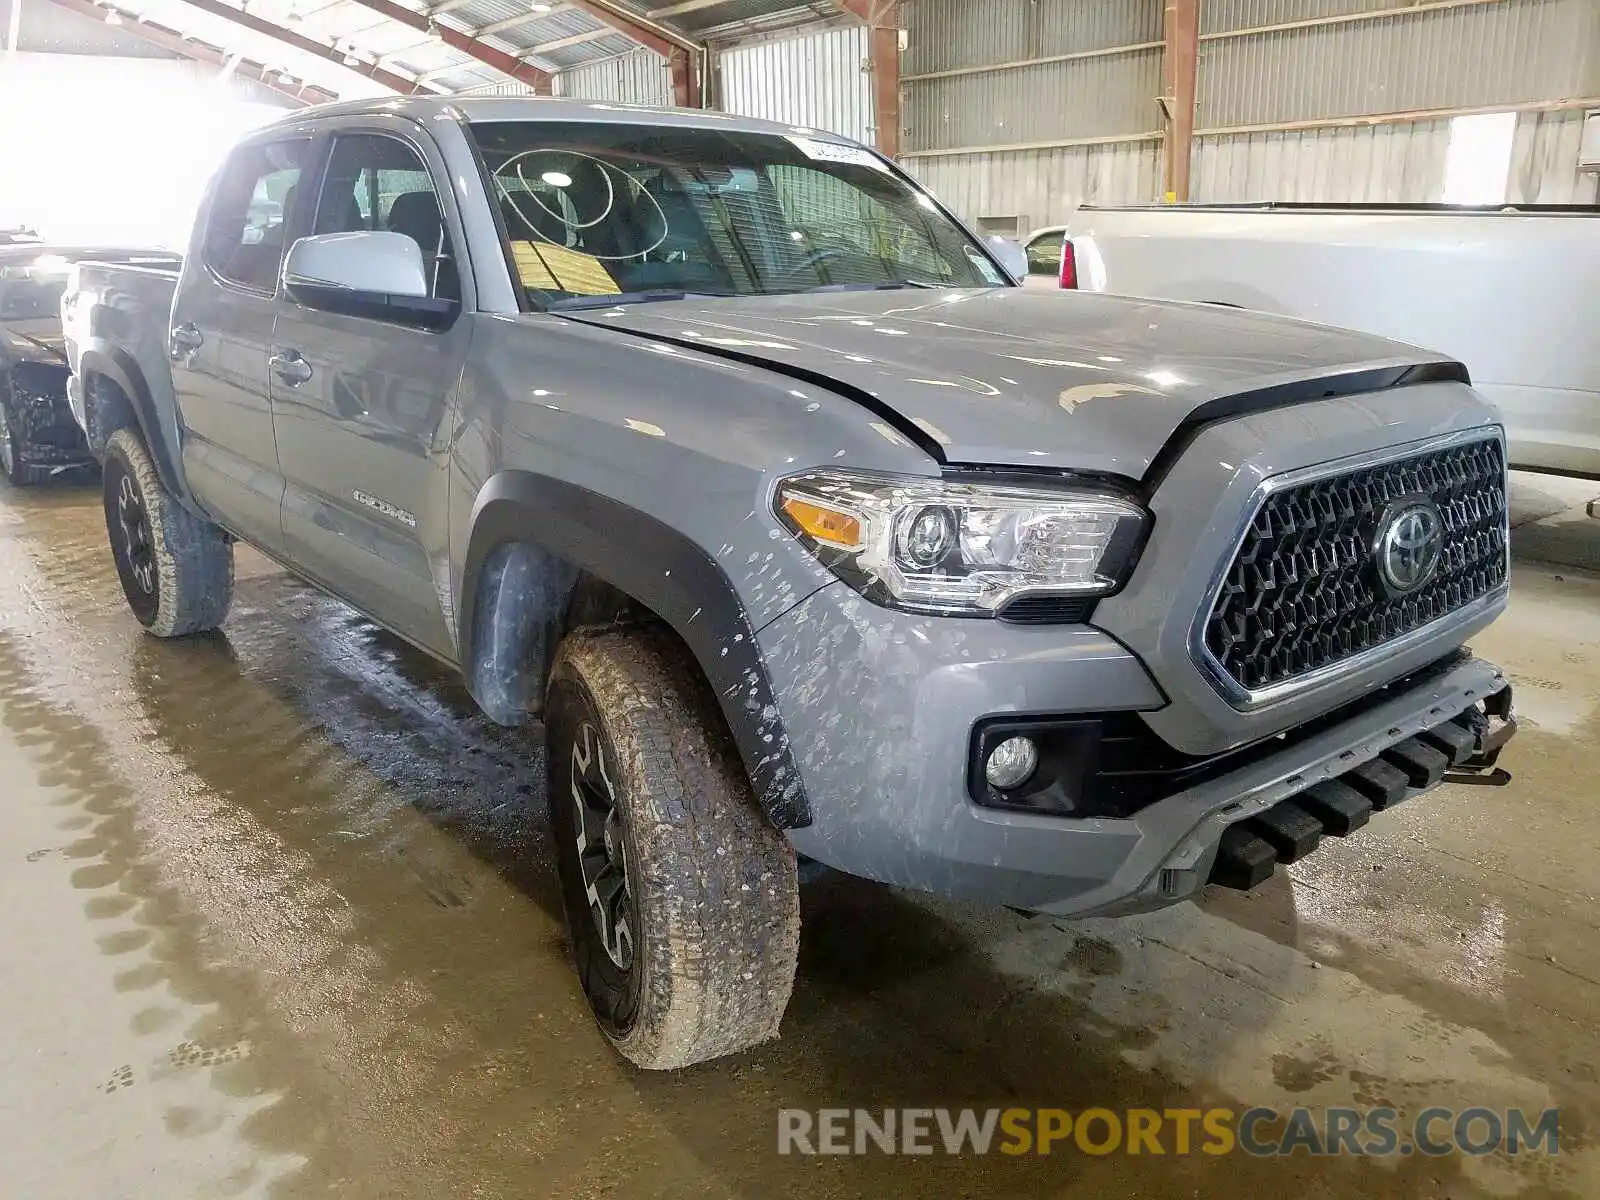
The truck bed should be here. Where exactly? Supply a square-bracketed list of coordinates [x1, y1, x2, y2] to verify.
[61, 260, 183, 475]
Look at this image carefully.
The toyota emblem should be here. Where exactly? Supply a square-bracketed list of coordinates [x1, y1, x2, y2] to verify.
[1374, 496, 1445, 597]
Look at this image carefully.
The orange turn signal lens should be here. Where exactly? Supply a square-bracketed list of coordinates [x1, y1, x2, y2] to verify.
[781, 495, 863, 548]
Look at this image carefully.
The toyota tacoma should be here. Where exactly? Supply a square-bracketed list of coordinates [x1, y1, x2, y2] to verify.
[62, 98, 1515, 1069]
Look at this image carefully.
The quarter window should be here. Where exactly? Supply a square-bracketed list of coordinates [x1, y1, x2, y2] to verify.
[203, 139, 311, 293]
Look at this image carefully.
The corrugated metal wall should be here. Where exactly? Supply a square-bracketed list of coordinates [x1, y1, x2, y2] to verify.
[906, 143, 1162, 231]
[718, 25, 873, 144]
[1193, 120, 1453, 201]
[554, 50, 674, 107]
[1198, 0, 1600, 128]
[1190, 0, 1600, 202]
[900, 0, 1165, 226]
[548, 0, 1597, 212]
[1509, 108, 1600, 204]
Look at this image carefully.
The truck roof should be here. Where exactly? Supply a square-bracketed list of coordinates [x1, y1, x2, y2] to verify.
[264, 94, 861, 144]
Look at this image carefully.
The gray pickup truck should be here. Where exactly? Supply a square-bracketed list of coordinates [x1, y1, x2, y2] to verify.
[62, 97, 1516, 1069]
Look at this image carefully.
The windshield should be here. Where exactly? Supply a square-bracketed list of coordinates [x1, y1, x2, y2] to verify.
[468, 121, 1007, 309]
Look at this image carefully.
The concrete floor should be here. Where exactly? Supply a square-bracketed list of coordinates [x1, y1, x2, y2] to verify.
[0, 470, 1595, 1200]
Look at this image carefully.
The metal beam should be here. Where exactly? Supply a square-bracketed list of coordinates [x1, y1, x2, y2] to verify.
[525, 26, 614, 56]
[648, 0, 734, 16]
[1195, 94, 1600, 138]
[839, 0, 901, 157]
[424, 25, 608, 80]
[5, 0, 22, 59]
[1200, 0, 1505, 42]
[561, 0, 704, 105]
[473, 4, 574, 37]
[340, 0, 554, 91]
[900, 130, 1163, 160]
[172, 0, 441, 94]
[1161, 0, 1199, 202]
[40, 0, 337, 104]
[417, 24, 610, 79]
[902, 39, 1161, 84]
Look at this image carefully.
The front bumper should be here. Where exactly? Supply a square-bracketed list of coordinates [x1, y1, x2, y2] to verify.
[760, 584, 1513, 916]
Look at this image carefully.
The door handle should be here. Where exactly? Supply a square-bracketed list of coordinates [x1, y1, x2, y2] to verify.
[169, 323, 203, 358]
[270, 349, 313, 387]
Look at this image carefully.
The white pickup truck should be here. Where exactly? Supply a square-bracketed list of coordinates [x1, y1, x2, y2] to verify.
[1023, 203, 1600, 480]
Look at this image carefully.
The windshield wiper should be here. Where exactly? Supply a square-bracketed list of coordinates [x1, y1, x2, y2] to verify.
[546, 290, 732, 311]
[796, 280, 943, 294]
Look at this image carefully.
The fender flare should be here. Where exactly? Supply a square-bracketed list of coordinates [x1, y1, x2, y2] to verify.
[460, 471, 812, 829]
[78, 342, 191, 503]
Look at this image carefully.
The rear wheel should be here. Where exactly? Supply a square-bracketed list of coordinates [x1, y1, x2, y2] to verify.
[546, 627, 800, 1069]
[102, 427, 233, 637]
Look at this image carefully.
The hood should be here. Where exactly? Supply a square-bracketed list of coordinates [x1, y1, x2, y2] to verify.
[556, 288, 1457, 479]
[1, 316, 67, 366]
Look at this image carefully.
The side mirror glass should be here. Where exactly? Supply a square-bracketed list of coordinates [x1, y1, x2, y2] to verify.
[985, 235, 1029, 285]
[282, 231, 456, 329]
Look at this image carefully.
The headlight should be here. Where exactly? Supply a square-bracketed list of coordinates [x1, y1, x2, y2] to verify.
[776, 469, 1148, 617]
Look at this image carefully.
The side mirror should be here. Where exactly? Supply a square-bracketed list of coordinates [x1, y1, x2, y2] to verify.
[282, 232, 457, 330]
[985, 235, 1029, 285]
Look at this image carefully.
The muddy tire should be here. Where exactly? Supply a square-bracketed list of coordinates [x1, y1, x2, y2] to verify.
[102, 427, 233, 637]
[0, 398, 52, 486]
[546, 627, 800, 1070]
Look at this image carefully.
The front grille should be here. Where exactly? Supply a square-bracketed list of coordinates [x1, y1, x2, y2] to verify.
[1203, 436, 1507, 695]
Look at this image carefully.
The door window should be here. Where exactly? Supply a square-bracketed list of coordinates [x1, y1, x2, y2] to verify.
[203, 139, 311, 293]
[1025, 233, 1064, 276]
[312, 134, 460, 302]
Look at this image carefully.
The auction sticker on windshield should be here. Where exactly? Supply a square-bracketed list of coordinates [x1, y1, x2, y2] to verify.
[787, 136, 889, 172]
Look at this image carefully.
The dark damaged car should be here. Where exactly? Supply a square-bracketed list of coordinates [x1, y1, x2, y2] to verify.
[0, 246, 178, 484]
[63, 98, 1517, 1070]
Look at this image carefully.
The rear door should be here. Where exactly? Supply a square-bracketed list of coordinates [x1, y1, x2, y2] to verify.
[271, 122, 471, 659]
[171, 135, 313, 552]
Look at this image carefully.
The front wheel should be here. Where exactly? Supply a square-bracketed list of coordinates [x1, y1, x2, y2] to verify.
[102, 427, 233, 637]
[546, 627, 801, 1069]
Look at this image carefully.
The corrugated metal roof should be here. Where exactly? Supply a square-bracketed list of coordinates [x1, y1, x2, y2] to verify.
[548, 32, 640, 67]
[0, 0, 176, 56]
[7, 0, 869, 107]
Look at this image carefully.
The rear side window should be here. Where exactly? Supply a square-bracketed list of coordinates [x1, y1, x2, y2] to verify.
[1025, 233, 1063, 276]
[203, 139, 311, 293]
[312, 134, 460, 303]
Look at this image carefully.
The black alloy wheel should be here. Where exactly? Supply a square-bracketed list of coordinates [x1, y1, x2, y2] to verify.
[104, 453, 159, 625]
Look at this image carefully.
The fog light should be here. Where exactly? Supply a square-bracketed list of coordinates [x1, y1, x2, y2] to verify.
[984, 736, 1038, 790]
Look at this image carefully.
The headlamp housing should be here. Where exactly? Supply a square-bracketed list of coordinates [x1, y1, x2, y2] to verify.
[776, 469, 1149, 617]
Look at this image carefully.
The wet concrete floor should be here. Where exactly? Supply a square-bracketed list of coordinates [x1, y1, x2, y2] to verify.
[0, 470, 1595, 1199]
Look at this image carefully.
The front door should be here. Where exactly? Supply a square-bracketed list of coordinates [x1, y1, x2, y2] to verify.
[271, 127, 471, 660]
[171, 136, 312, 552]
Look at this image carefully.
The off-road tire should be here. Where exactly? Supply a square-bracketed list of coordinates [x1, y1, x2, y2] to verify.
[0, 398, 52, 486]
[546, 627, 801, 1070]
[102, 427, 233, 637]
